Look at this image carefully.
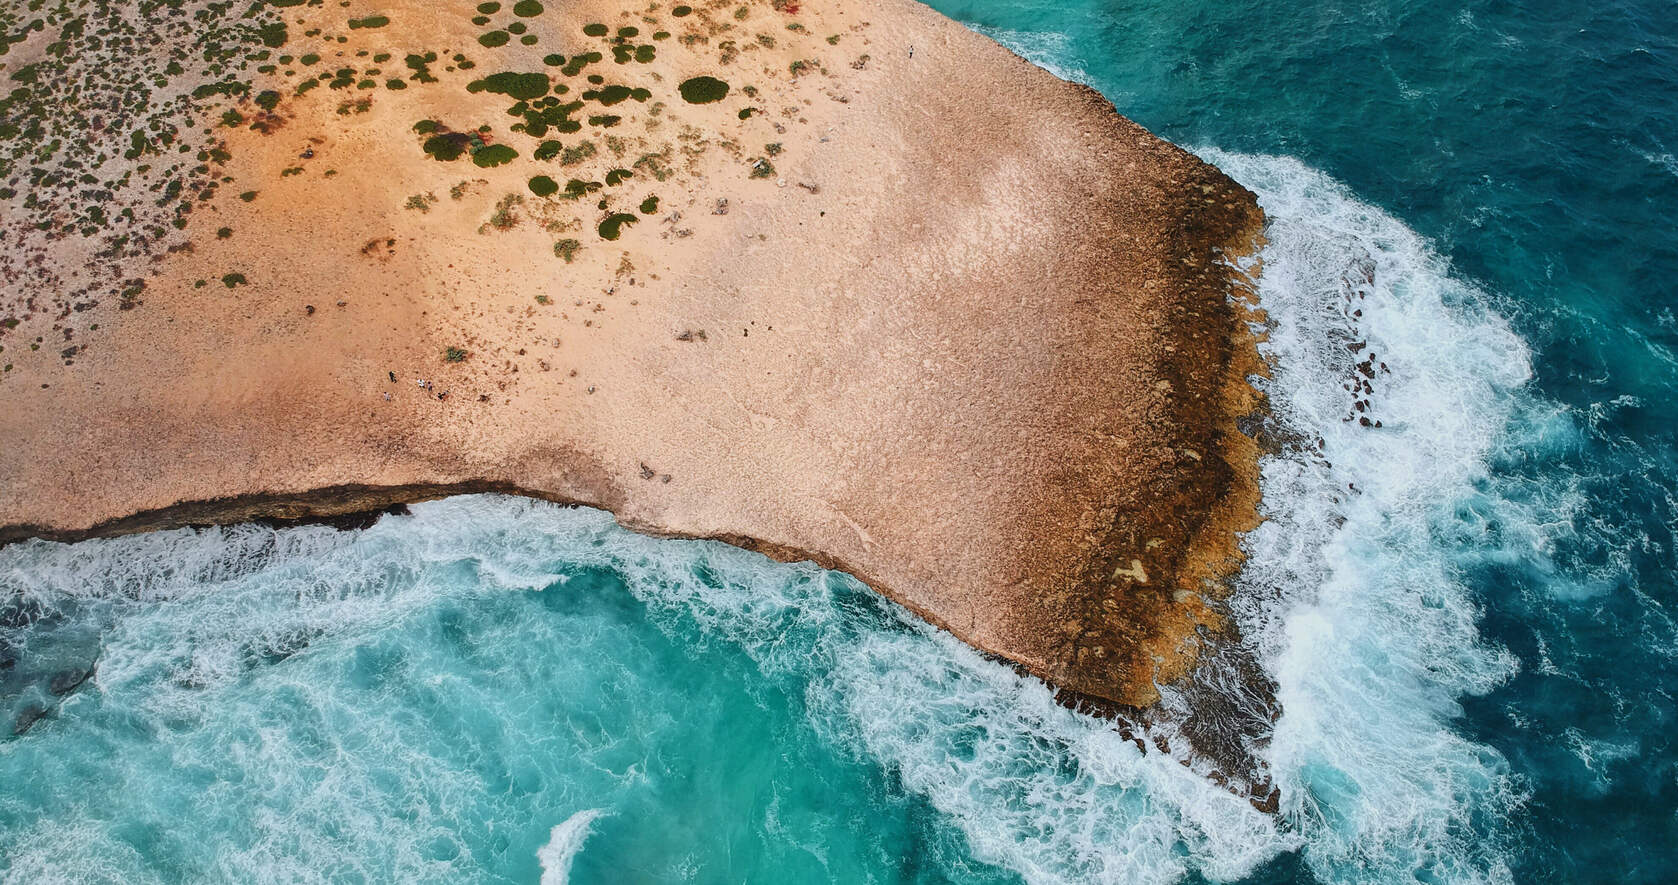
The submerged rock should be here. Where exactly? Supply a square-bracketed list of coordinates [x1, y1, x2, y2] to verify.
[48, 663, 95, 696]
[11, 699, 47, 736]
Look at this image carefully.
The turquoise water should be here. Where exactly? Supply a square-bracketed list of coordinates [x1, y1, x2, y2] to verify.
[4, 1, 1676, 882]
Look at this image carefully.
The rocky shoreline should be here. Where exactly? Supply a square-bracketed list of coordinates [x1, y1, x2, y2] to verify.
[0, 0, 1273, 797]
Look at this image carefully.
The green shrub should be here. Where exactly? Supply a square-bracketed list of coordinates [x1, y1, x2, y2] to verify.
[678, 76, 729, 104]
[560, 179, 600, 200]
[593, 84, 633, 105]
[471, 144, 518, 167]
[424, 133, 470, 161]
[597, 213, 637, 240]
[469, 71, 550, 99]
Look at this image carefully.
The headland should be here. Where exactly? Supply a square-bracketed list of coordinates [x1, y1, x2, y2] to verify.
[0, 0, 1267, 773]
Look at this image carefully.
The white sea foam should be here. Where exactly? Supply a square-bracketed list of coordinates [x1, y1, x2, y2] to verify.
[969, 25, 1096, 87]
[1635, 139, 1678, 178]
[0, 152, 1558, 884]
[537, 808, 609, 885]
[1200, 149, 1540, 882]
[935, 38, 1546, 880]
[452, 501, 1292, 885]
[0, 498, 1291, 884]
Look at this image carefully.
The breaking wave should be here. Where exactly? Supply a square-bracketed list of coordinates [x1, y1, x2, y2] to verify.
[0, 153, 1561, 884]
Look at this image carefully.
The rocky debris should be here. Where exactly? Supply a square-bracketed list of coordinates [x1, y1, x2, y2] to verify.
[253, 502, 411, 533]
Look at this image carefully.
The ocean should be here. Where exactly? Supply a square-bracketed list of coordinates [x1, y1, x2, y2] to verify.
[3, 0, 1675, 882]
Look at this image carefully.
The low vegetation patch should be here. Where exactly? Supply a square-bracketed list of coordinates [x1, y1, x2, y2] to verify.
[486, 193, 523, 230]
[560, 142, 598, 165]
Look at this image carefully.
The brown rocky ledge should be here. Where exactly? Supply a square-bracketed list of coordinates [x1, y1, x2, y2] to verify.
[0, 1, 1264, 722]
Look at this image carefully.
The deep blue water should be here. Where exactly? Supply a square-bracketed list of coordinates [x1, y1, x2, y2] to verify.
[3, 1, 1676, 883]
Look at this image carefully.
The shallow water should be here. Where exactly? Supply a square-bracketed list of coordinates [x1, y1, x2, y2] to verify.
[4, 1, 1675, 882]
